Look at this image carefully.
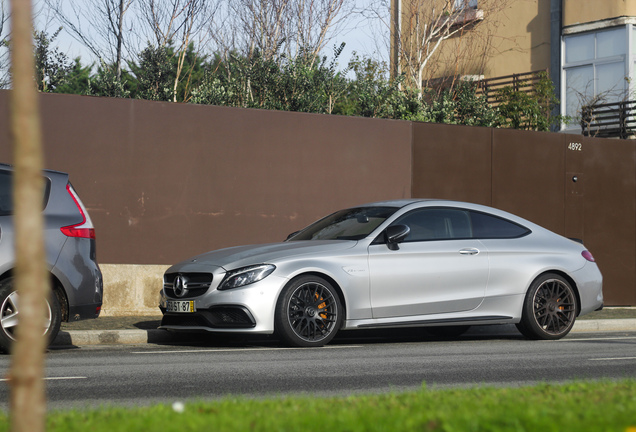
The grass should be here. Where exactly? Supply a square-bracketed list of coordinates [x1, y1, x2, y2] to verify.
[2, 380, 636, 431]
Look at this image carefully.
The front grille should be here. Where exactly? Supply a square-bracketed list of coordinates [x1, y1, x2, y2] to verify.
[164, 272, 213, 298]
[161, 306, 256, 329]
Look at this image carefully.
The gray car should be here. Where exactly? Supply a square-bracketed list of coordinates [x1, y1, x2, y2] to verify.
[0, 164, 103, 352]
[160, 200, 603, 347]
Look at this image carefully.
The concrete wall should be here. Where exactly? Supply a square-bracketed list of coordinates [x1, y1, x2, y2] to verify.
[100, 265, 169, 316]
[563, 0, 636, 27]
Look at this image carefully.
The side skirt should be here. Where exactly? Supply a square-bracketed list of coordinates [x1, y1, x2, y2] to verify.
[351, 315, 514, 329]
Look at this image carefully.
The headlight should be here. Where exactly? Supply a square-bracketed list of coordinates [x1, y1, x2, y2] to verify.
[218, 264, 276, 290]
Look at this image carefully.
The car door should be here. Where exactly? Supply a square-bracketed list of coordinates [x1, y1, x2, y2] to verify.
[368, 207, 488, 318]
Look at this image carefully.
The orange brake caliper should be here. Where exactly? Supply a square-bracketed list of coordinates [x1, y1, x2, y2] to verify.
[315, 293, 327, 319]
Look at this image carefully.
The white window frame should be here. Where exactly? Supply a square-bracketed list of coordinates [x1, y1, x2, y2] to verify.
[561, 25, 633, 132]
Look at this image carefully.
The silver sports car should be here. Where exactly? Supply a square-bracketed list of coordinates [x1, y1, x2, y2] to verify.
[159, 200, 603, 347]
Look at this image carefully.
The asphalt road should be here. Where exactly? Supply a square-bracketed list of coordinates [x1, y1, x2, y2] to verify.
[1, 329, 636, 411]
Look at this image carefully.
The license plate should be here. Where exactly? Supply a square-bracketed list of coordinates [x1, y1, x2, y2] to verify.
[166, 300, 195, 313]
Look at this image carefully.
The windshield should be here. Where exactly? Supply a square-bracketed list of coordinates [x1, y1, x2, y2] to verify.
[288, 206, 398, 241]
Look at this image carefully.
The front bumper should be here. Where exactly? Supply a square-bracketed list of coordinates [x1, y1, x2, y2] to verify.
[160, 305, 256, 329]
[158, 274, 288, 334]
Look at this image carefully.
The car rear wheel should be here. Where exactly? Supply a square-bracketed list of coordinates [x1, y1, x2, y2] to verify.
[516, 273, 578, 340]
[0, 277, 62, 353]
[275, 275, 342, 347]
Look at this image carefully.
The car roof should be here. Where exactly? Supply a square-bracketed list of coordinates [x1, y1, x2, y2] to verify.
[359, 199, 434, 208]
[1, 162, 68, 177]
[359, 198, 452, 208]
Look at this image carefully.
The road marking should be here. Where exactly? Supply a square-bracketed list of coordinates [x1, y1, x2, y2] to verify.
[560, 336, 636, 342]
[589, 357, 636, 362]
[132, 345, 364, 354]
[0, 376, 87, 382]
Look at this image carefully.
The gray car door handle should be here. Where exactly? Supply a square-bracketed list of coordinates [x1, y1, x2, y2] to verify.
[459, 248, 480, 255]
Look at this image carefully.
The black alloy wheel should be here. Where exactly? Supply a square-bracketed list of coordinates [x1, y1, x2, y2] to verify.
[275, 276, 342, 347]
[516, 273, 578, 340]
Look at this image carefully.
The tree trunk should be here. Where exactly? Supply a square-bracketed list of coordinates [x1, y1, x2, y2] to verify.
[8, 0, 49, 431]
[116, 0, 124, 80]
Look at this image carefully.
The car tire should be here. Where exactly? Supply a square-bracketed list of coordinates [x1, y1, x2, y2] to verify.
[0, 277, 62, 353]
[516, 273, 578, 340]
[424, 325, 471, 338]
[275, 275, 343, 347]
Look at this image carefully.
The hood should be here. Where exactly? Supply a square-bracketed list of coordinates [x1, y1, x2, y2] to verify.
[169, 240, 357, 271]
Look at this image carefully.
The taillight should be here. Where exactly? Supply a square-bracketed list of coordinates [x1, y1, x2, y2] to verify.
[582, 250, 595, 262]
[60, 184, 96, 239]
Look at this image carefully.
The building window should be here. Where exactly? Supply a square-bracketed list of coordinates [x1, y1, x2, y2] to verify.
[563, 26, 629, 128]
[455, 0, 478, 10]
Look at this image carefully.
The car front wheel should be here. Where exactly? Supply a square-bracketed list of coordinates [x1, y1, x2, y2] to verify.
[0, 277, 62, 353]
[275, 275, 343, 347]
[516, 273, 578, 340]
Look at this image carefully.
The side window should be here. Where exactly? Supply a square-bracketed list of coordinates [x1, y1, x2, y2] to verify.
[0, 170, 12, 216]
[469, 211, 530, 239]
[393, 208, 472, 242]
[0, 170, 51, 215]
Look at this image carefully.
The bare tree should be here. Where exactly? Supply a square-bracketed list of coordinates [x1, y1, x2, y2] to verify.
[290, 0, 349, 63]
[9, 0, 49, 430]
[0, 0, 11, 88]
[213, 0, 353, 65]
[136, 0, 208, 48]
[136, 0, 216, 102]
[372, 0, 509, 92]
[43, 0, 134, 79]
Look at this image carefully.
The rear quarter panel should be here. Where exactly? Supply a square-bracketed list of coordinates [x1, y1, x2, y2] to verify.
[480, 231, 589, 299]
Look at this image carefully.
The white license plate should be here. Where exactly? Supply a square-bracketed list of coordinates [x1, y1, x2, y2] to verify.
[166, 300, 195, 313]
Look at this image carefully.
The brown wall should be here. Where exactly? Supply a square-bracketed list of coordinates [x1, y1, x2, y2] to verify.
[0, 91, 412, 264]
[1, 91, 635, 305]
[413, 127, 636, 305]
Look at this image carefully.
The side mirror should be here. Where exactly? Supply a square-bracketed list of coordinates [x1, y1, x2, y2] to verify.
[384, 224, 410, 250]
[286, 231, 300, 241]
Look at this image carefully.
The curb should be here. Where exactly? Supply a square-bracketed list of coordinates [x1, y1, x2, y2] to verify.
[572, 318, 636, 332]
[52, 329, 175, 346]
[51, 319, 636, 347]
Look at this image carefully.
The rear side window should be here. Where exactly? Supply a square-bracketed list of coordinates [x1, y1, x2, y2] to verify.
[0, 169, 51, 215]
[470, 211, 530, 239]
[389, 207, 530, 242]
[0, 170, 11, 216]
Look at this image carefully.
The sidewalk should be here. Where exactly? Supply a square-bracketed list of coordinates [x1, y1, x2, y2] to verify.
[52, 308, 636, 347]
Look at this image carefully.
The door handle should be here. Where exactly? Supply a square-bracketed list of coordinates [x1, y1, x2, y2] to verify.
[459, 248, 480, 255]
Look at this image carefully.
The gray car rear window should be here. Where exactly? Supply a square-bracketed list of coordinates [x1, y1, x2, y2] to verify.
[0, 169, 51, 216]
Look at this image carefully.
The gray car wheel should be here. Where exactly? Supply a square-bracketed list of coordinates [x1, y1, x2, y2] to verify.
[275, 275, 342, 347]
[0, 277, 62, 353]
[516, 273, 578, 340]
